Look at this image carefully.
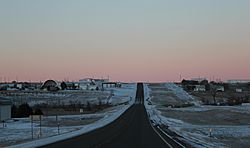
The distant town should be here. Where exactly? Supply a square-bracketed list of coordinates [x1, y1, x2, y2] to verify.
[0, 78, 121, 91]
[0, 78, 250, 147]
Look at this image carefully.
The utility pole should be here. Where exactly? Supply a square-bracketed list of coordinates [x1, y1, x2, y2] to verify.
[209, 128, 213, 137]
[57, 121, 60, 134]
[39, 115, 42, 138]
[56, 114, 60, 134]
[31, 115, 33, 139]
[2, 121, 5, 128]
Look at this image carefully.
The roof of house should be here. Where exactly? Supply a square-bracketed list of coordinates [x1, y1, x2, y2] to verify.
[41, 80, 60, 89]
[227, 80, 250, 84]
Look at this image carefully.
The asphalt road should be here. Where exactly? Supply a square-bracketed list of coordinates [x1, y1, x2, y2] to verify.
[42, 83, 170, 148]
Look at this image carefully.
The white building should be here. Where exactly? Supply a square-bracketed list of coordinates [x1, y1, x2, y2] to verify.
[79, 78, 93, 90]
[79, 78, 109, 90]
[0, 98, 11, 121]
[92, 79, 109, 88]
[191, 78, 207, 82]
[236, 88, 243, 93]
[194, 85, 206, 92]
[216, 86, 225, 92]
[227, 80, 250, 84]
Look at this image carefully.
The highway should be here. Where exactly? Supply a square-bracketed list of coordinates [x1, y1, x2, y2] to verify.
[42, 83, 184, 148]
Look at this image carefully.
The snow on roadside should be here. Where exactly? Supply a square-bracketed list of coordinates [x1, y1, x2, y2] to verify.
[7, 105, 130, 148]
[107, 83, 136, 105]
[166, 102, 250, 114]
[165, 83, 200, 106]
[144, 83, 226, 148]
[5, 84, 136, 148]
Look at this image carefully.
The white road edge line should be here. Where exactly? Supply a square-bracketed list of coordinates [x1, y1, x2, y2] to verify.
[146, 112, 173, 148]
[156, 126, 186, 148]
[143, 83, 185, 148]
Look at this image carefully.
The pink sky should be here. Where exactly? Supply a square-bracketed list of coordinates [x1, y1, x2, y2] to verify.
[1, 39, 249, 82]
[1, 1, 250, 82]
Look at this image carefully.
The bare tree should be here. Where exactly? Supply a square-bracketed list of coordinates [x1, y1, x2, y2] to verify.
[87, 101, 91, 111]
[210, 85, 218, 104]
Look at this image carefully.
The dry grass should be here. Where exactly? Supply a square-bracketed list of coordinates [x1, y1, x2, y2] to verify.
[148, 83, 250, 147]
[43, 118, 100, 127]
[159, 108, 250, 125]
[149, 83, 190, 107]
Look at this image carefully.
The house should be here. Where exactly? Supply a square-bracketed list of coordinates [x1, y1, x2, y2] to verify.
[194, 85, 206, 92]
[79, 78, 94, 90]
[191, 78, 207, 83]
[0, 98, 11, 121]
[0, 83, 8, 91]
[0, 82, 41, 91]
[93, 79, 109, 90]
[0, 83, 16, 91]
[64, 82, 79, 90]
[181, 79, 199, 91]
[102, 82, 121, 88]
[236, 89, 243, 93]
[209, 82, 226, 92]
[79, 78, 109, 90]
[227, 80, 250, 84]
[226, 80, 250, 91]
[216, 85, 225, 92]
[41, 80, 60, 91]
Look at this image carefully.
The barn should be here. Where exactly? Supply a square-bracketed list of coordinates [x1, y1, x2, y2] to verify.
[0, 97, 11, 122]
[41, 80, 60, 91]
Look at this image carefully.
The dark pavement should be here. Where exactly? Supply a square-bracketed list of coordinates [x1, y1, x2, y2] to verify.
[42, 83, 170, 148]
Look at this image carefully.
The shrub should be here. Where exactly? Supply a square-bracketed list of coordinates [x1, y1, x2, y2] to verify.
[33, 108, 43, 115]
[15, 103, 33, 118]
[11, 104, 18, 118]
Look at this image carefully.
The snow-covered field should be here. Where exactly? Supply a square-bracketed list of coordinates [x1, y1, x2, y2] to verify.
[144, 83, 250, 148]
[3, 91, 110, 107]
[0, 83, 136, 147]
[106, 83, 136, 105]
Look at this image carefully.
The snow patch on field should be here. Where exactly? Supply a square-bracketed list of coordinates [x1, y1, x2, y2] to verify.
[165, 83, 200, 106]
[144, 83, 226, 147]
[145, 83, 250, 147]
[7, 105, 131, 148]
[2, 83, 136, 148]
[107, 83, 136, 105]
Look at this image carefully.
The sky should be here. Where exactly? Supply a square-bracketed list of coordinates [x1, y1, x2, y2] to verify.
[0, 0, 250, 82]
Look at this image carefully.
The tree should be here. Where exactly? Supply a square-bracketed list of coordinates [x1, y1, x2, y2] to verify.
[61, 82, 67, 90]
[11, 104, 18, 118]
[76, 101, 82, 109]
[200, 80, 209, 85]
[87, 101, 91, 111]
[223, 83, 229, 91]
[69, 100, 77, 111]
[210, 85, 218, 105]
[16, 103, 33, 118]
[96, 87, 99, 91]
[72, 83, 77, 90]
[181, 79, 188, 86]
[34, 108, 43, 115]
